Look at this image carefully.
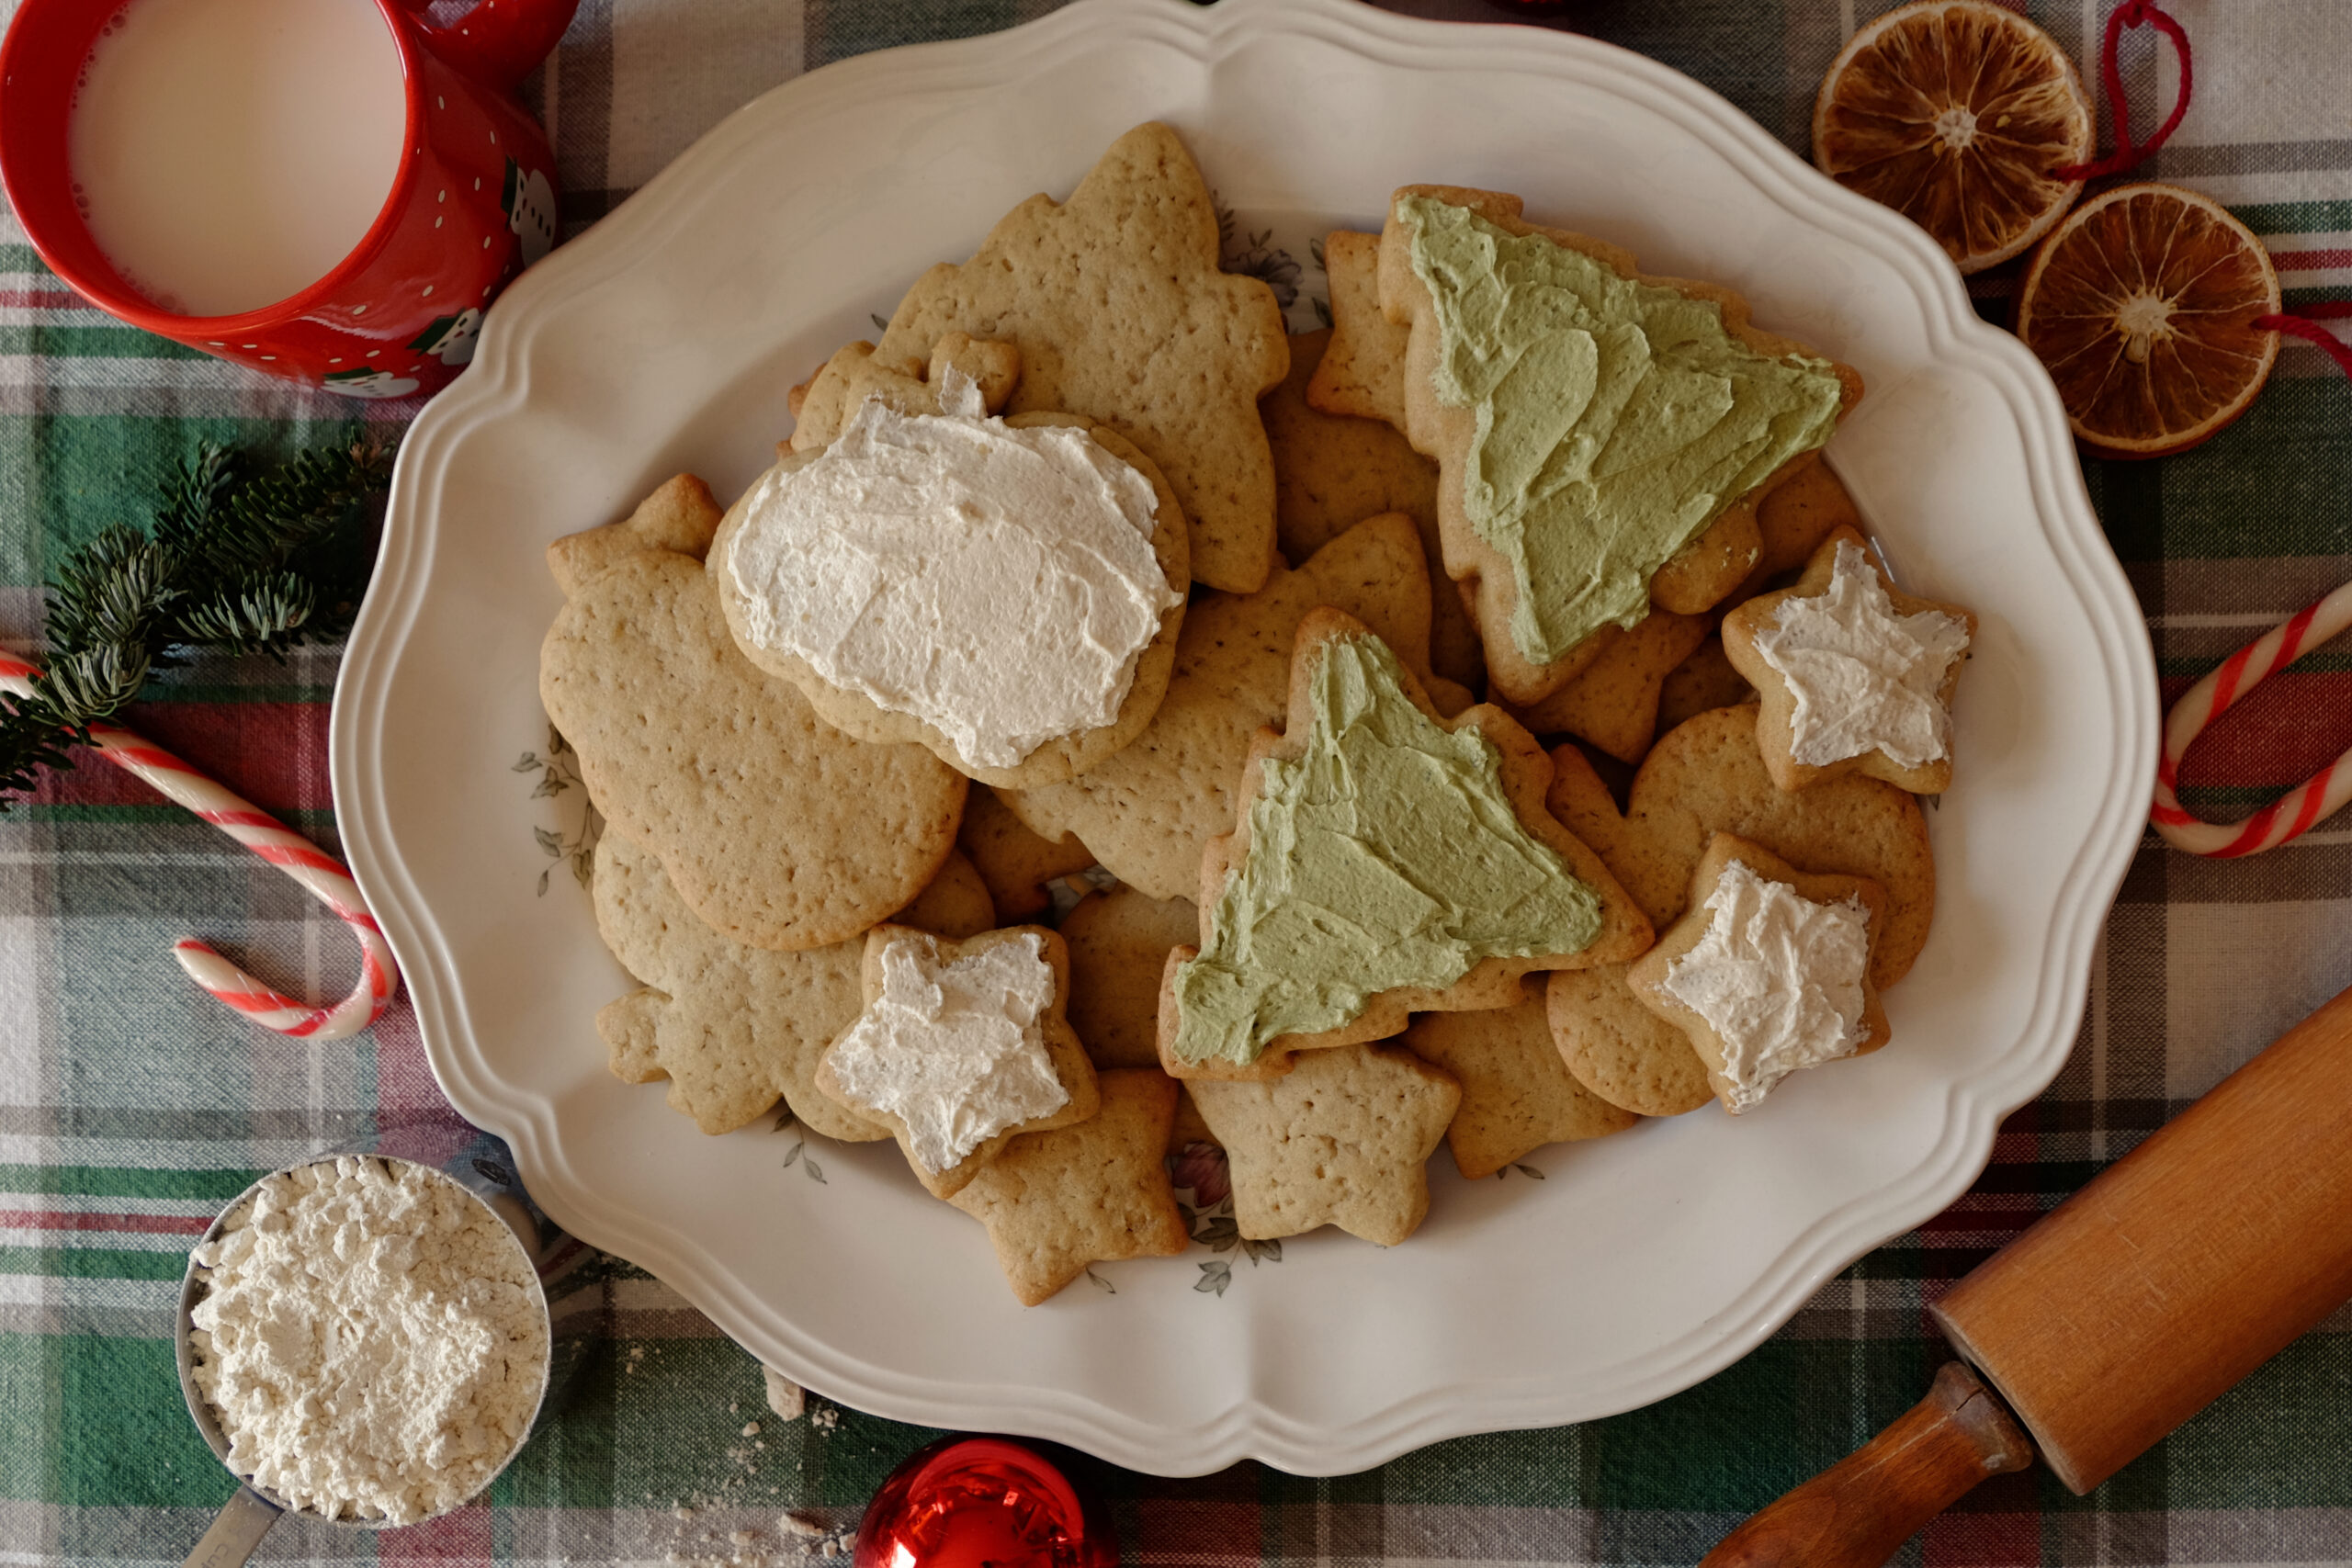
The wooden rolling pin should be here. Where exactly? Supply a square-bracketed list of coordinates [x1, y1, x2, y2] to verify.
[1702, 981, 2352, 1567]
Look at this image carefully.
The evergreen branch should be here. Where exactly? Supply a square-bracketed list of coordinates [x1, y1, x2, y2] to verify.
[0, 690, 76, 803]
[0, 435, 395, 811]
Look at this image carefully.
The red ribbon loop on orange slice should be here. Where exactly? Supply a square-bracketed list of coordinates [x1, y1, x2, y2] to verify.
[2058, 1, 2193, 182]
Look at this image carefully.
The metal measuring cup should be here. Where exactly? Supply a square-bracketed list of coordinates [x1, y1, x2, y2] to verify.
[175, 1141, 570, 1568]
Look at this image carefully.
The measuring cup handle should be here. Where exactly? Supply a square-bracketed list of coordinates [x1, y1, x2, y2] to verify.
[411, 0, 582, 96]
[183, 1486, 281, 1568]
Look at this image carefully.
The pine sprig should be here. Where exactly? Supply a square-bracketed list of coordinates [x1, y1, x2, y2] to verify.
[0, 437, 394, 809]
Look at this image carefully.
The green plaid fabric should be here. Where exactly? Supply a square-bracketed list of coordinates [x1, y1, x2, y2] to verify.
[6, 1, 2351, 1563]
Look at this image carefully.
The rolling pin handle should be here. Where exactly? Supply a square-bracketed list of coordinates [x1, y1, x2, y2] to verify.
[1699, 1361, 2034, 1568]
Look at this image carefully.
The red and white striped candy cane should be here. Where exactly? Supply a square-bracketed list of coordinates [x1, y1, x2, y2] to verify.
[2151, 580, 2352, 857]
[0, 649, 399, 1038]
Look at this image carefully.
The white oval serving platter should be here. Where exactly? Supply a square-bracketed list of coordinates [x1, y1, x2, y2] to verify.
[334, 0, 2156, 1476]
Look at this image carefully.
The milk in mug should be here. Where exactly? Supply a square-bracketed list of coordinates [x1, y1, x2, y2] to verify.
[68, 0, 409, 318]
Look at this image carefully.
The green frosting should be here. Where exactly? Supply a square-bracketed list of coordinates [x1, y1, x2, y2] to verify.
[1167, 633, 1604, 1067]
[1397, 194, 1847, 666]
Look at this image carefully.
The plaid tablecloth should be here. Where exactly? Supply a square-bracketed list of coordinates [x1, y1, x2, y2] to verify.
[6, 1, 2351, 1563]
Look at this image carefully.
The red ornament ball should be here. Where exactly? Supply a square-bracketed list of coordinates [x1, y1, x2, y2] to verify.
[853, 1438, 1118, 1568]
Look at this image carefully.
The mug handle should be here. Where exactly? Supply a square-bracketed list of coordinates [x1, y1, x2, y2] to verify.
[400, 0, 581, 96]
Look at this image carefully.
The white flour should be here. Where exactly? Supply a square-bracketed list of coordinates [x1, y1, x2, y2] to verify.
[187, 1156, 548, 1525]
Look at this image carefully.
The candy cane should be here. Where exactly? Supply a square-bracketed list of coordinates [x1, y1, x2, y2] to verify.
[2150, 580, 2352, 857]
[0, 650, 398, 1037]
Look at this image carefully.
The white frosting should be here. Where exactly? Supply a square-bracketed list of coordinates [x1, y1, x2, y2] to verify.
[826, 932, 1069, 1173]
[725, 377, 1180, 770]
[1661, 860, 1871, 1113]
[1750, 539, 1971, 768]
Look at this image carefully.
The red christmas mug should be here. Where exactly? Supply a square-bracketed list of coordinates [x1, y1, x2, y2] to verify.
[0, 0, 576, 400]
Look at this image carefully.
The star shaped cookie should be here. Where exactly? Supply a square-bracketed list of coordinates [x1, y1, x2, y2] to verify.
[947, 1069, 1190, 1305]
[816, 926, 1100, 1198]
[1187, 1044, 1461, 1247]
[1543, 704, 1932, 1117]
[1723, 526, 1975, 795]
[1626, 834, 1891, 1115]
[594, 834, 993, 1138]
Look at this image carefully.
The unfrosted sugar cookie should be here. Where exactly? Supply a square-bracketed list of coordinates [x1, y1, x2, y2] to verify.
[1375, 186, 1862, 705]
[1001, 513, 1473, 901]
[1399, 977, 1637, 1179]
[538, 475, 966, 952]
[1188, 1043, 1460, 1247]
[1504, 609, 1713, 764]
[1060, 886, 1199, 1071]
[1626, 833, 1891, 1114]
[1263, 323, 1482, 692]
[593, 835, 992, 1139]
[1723, 526, 1976, 795]
[956, 788, 1094, 925]
[792, 123, 1288, 593]
[1156, 612, 1649, 1083]
[947, 1069, 1190, 1305]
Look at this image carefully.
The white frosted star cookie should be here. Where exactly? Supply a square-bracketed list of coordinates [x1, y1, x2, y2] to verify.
[816, 926, 1100, 1198]
[1626, 834, 1890, 1114]
[1722, 525, 1975, 795]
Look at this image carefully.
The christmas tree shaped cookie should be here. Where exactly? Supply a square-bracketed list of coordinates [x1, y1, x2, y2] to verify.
[790, 124, 1287, 592]
[1157, 611, 1650, 1082]
[1374, 187, 1863, 705]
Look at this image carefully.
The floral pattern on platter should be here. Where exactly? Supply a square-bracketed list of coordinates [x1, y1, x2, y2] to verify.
[516, 724, 602, 896]
[771, 1109, 829, 1184]
[1172, 1141, 1283, 1296]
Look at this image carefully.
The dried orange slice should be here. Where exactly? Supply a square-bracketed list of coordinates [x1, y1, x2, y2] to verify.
[2015, 183, 2281, 459]
[1815, 0, 2093, 275]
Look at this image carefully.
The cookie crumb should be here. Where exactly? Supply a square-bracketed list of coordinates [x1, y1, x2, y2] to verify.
[741, 1421, 761, 1438]
[762, 1364, 806, 1422]
[780, 1510, 824, 1538]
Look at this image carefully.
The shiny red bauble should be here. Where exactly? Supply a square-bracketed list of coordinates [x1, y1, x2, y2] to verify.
[854, 1438, 1118, 1568]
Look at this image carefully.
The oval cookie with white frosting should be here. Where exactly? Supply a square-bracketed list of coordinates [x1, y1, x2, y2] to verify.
[713, 355, 1190, 789]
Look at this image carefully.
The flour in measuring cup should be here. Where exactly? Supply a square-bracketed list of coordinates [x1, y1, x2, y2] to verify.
[187, 1156, 548, 1525]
